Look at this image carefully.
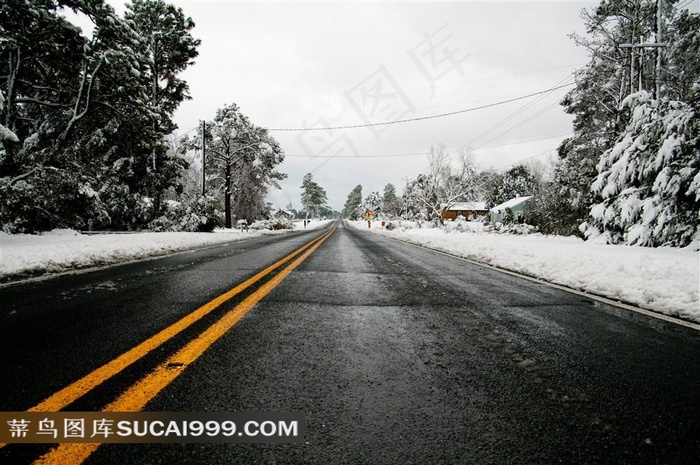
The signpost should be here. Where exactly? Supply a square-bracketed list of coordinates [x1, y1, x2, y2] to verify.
[365, 210, 373, 229]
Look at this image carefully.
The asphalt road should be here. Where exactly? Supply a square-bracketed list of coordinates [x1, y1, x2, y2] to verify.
[1, 221, 699, 464]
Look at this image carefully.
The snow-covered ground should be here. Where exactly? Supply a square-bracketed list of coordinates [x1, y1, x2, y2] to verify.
[348, 220, 700, 324]
[0, 220, 331, 282]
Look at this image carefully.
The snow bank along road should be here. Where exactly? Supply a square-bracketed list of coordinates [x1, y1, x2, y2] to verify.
[0, 220, 332, 283]
[1, 221, 699, 464]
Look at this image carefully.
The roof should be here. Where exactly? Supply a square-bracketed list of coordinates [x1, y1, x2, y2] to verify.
[490, 196, 532, 212]
[274, 209, 295, 216]
[445, 202, 488, 211]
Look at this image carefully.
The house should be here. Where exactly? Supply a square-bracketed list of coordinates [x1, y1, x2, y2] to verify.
[489, 196, 532, 223]
[274, 209, 295, 220]
[442, 202, 489, 221]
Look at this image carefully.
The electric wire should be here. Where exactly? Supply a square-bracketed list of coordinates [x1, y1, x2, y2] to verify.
[266, 83, 575, 132]
[282, 132, 572, 159]
[466, 73, 575, 146]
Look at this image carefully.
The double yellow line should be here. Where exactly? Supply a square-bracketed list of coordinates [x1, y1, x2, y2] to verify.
[11, 225, 335, 464]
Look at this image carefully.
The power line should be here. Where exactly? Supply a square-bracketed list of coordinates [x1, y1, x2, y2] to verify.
[285, 151, 428, 159]
[479, 100, 562, 148]
[283, 132, 572, 159]
[493, 147, 558, 172]
[250, 64, 585, 120]
[171, 125, 199, 141]
[467, 73, 575, 146]
[266, 83, 575, 132]
[476, 131, 572, 150]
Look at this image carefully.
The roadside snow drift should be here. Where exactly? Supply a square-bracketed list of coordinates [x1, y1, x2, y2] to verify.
[0, 220, 330, 282]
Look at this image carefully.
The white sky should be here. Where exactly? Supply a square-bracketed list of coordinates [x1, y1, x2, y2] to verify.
[89, 1, 697, 211]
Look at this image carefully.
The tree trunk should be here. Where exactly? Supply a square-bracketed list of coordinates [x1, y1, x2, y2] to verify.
[225, 162, 232, 228]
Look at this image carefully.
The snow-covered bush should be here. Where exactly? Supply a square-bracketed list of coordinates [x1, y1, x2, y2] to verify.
[380, 219, 430, 231]
[487, 222, 538, 235]
[149, 195, 222, 232]
[249, 218, 294, 230]
[0, 169, 104, 233]
[584, 92, 700, 247]
[445, 216, 469, 233]
[91, 186, 152, 231]
[502, 223, 538, 235]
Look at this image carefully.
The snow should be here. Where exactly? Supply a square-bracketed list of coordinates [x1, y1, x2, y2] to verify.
[0, 90, 18, 142]
[349, 220, 700, 324]
[446, 202, 487, 211]
[0, 220, 331, 282]
[490, 196, 532, 212]
[0, 124, 18, 143]
[587, 91, 699, 247]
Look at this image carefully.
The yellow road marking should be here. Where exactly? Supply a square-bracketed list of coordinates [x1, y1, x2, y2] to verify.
[0, 227, 333, 449]
[23, 228, 332, 413]
[34, 225, 335, 464]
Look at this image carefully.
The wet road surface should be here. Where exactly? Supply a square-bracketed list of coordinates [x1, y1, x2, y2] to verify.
[1, 221, 699, 464]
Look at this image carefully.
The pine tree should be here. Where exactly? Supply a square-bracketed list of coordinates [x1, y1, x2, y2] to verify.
[554, 0, 666, 235]
[361, 192, 382, 217]
[496, 165, 534, 205]
[300, 173, 328, 219]
[576, 3, 700, 247]
[125, 0, 200, 218]
[189, 103, 285, 228]
[584, 91, 699, 246]
[382, 183, 402, 218]
[343, 184, 363, 219]
[0, 0, 200, 232]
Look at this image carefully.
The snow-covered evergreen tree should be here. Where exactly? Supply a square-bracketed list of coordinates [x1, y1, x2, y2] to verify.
[0, 0, 200, 232]
[188, 103, 285, 228]
[343, 184, 363, 219]
[231, 127, 286, 224]
[361, 191, 382, 217]
[495, 165, 535, 205]
[381, 183, 402, 218]
[555, 0, 672, 235]
[300, 173, 328, 219]
[583, 91, 699, 247]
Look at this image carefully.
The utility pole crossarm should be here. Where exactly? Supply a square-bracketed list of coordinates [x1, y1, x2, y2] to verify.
[619, 43, 667, 48]
[619, 0, 666, 98]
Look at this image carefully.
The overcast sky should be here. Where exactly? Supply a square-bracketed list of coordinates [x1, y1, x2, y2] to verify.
[98, 0, 696, 211]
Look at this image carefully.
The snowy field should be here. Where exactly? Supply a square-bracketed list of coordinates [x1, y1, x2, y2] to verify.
[0, 220, 331, 282]
[348, 220, 700, 324]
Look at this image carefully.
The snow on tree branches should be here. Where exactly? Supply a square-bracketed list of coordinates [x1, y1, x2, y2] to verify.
[584, 91, 699, 247]
[0, 0, 200, 232]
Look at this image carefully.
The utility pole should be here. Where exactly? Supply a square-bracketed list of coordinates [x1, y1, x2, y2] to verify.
[620, 0, 666, 98]
[201, 119, 206, 197]
[655, 0, 662, 98]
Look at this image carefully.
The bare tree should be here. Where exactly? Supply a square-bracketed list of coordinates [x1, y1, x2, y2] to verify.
[404, 144, 480, 225]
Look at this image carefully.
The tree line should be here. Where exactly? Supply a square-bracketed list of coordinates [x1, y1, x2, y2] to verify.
[343, 0, 699, 248]
[342, 145, 544, 225]
[0, 0, 287, 233]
